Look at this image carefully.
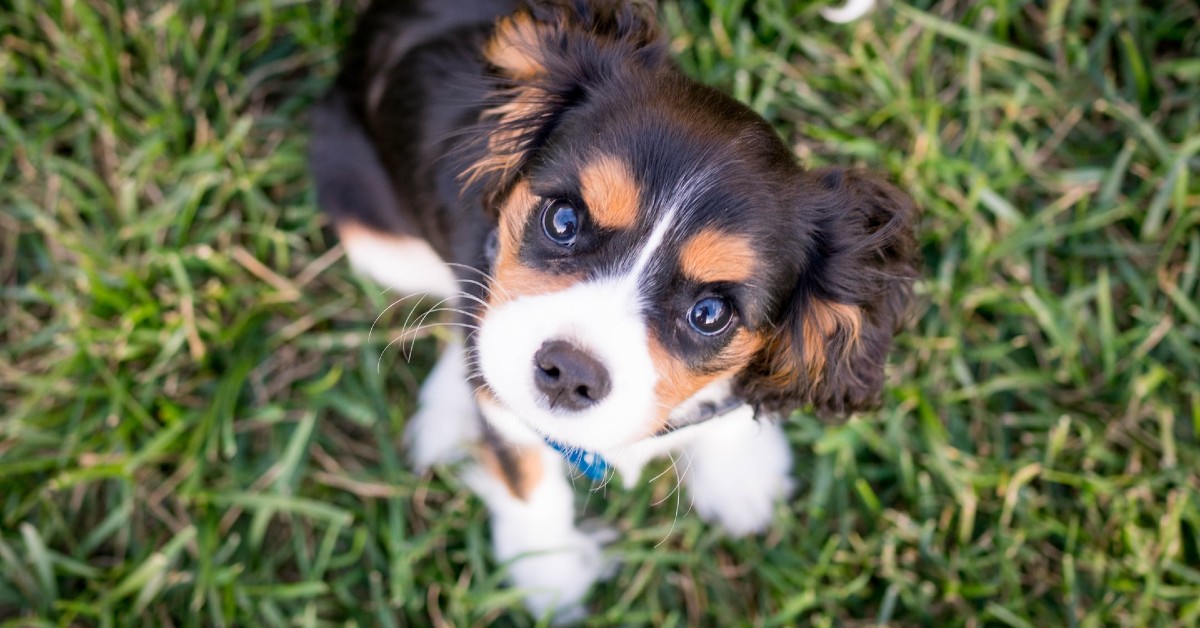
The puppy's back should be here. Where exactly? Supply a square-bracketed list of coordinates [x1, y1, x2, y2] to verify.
[311, 0, 512, 266]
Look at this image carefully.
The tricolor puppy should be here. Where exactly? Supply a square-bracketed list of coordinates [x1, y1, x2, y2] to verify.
[311, 0, 918, 619]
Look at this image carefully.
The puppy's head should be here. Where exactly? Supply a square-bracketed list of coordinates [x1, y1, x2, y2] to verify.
[470, 1, 919, 450]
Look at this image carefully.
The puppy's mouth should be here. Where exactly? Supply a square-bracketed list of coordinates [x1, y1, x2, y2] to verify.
[475, 280, 663, 451]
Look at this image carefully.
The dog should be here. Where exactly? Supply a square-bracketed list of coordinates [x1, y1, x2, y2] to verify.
[310, 0, 918, 619]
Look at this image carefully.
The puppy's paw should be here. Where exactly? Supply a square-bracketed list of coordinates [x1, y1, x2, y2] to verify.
[684, 417, 794, 537]
[499, 524, 616, 623]
[404, 341, 479, 471]
[690, 461, 794, 537]
[404, 401, 474, 470]
[577, 519, 621, 580]
[464, 457, 618, 623]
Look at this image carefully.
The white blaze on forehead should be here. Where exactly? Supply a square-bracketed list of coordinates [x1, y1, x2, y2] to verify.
[625, 203, 679, 282]
[621, 166, 719, 289]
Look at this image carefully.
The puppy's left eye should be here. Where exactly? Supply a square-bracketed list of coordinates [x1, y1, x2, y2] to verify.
[541, 200, 579, 246]
[688, 296, 734, 335]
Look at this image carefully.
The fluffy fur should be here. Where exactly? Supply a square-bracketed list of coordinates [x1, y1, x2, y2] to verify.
[310, 0, 918, 619]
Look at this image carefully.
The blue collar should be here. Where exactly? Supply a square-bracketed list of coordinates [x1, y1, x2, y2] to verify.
[543, 397, 745, 481]
[543, 437, 610, 481]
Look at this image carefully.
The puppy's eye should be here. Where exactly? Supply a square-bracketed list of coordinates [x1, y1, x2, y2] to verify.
[541, 200, 579, 246]
[688, 296, 734, 335]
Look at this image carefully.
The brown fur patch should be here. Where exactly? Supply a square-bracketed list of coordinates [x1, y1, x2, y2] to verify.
[336, 221, 413, 248]
[461, 12, 553, 198]
[462, 4, 665, 209]
[580, 154, 641, 230]
[679, 230, 758, 284]
[459, 91, 542, 194]
[475, 386, 499, 406]
[479, 441, 544, 501]
[647, 330, 762, 428]
[800, 300, 863, 380]
[490, 181, 581, 303]
[484, 12, 545, 80]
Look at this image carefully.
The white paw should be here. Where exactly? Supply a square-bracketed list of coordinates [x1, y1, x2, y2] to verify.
[499, 524, 616, 623]
[463, 455, 618, 623]
[404, 341, 479, 470]
[404, 403, 472, 470]
[683, 416, 794, 537]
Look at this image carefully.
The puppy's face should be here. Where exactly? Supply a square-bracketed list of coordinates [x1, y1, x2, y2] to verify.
[471, 4, 917, 450]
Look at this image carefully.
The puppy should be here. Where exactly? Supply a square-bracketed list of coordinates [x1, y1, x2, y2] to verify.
[310, 0, 918, 619]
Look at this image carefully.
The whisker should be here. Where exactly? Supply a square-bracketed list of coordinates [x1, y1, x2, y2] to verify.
[654, 450, 696, 549]
[448, 276, 499, 303]
[398, 294, 447, 343]
[436, 276, 494, 306]
[450, 290, 492, 311]
[377, 334, 412, 373]
[590, 462, 619, 493]
[445, 262, 511, 301]
[398, 294, 460, 360]
[443, 262, 499, 285]
[376, 322, 485, 371]
[368, 292, 430, 345]
[404, 302, 466, 361]
[417, 305, 485, 323]
[409, 320, 482, 334]
[647, 458, 677, 484]
[678, 449, 696, 520]
[652, 453, 681, 499]
[381, 317, 480, 372]
[652, 452, 683, 547]
[403, 322, 482, 361]
[376, 294, 450, 371]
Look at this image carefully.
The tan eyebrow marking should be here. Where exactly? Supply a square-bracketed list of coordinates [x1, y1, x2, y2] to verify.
[579, 154, 641, 230]
[678, 229, 758, 284]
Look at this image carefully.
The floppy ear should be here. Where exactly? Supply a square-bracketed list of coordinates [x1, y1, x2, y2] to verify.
[736, 167, 920, 418]
[461, 0, 666, 210]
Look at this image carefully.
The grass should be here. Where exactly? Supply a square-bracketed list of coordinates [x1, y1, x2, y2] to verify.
[2, 0, 1198, 624]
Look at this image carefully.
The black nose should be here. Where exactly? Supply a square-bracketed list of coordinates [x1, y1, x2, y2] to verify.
[533, 340, 611, 412]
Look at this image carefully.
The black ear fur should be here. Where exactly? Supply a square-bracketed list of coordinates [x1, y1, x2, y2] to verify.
[736, 167, 920, 418]
[460, 0, 667, 212]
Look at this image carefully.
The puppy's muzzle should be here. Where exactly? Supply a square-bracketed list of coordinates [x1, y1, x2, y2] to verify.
[534, 340, 611, 412]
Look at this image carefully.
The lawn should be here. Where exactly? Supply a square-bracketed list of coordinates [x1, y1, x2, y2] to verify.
[2, 0, 1198, 624]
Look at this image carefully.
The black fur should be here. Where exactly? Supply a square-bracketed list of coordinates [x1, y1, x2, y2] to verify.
[734, 168, 920, 416]
[310, 0, 514, 269]
[311, 0, 919, 420]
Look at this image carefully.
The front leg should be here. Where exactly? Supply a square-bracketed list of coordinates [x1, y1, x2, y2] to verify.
[464, 405, 615, 622]
[681, 408, 795, 537]
[404, 340, 480, 470]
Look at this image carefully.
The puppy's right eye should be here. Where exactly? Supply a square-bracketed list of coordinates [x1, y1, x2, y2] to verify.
[541, 200, 579, 246]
